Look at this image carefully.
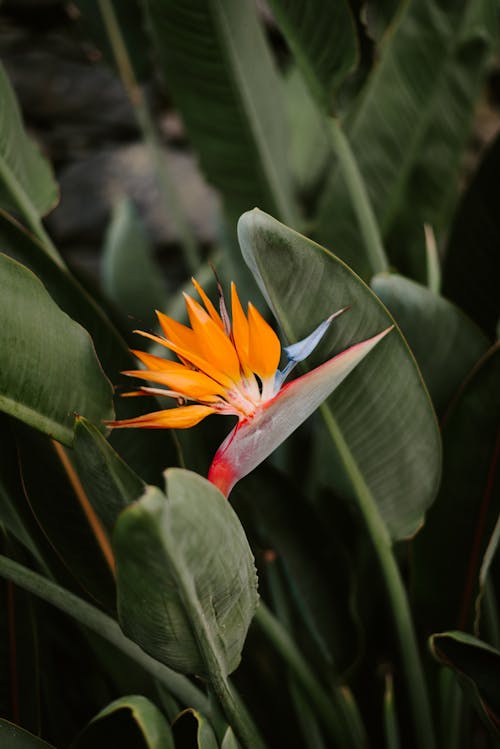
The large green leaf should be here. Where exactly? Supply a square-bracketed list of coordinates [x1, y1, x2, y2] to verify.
[412, 344, 500, 633]
[371, 273, 490, 415]
[145, 0, 297, 228]
[114, 469, 258, 676]
[0, 63, 58, 219]
[73, 695, 174, 749]
[430, 631, 500, 736]
[0, 720, 55, 748]
[267, 0, 358, 106]
[239, 209, 441, 540]
[0, 210, 176, 484]
[0, 253, 114, 445]
[315, 0, 498, 281]
[101, 199, 166, 328]
[442, 132, 500, 339]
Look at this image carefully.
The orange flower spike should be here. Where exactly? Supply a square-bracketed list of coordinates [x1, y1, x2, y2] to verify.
[192, 277, 224, 330]
[230, 282, 251, 373]
[108, 404, 216, 429]
[183, 293, 241, 381]
[122, 364, 227, 400]
[156, 310, 201, 358]
[247, 302, 281, 380]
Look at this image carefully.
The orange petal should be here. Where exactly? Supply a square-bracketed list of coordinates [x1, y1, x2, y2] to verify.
[231, 282, 251, 372]
[131, 349, 174, 371]
[123, 366, 226, 399]
[184, 294, 241, 380]
[155, 311, 203, 362]
[107, 404, 216, 429]
[134, 330, 235, 389]
[247, 303, 281, 379]
[191, 277, 224, 329]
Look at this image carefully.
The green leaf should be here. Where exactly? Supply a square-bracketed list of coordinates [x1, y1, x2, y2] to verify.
[73, 416, 145, 537]
[430, 631, 500, 736]
[0, 719, 55, 748]
[174, 709, 219, 749]
[0, 253, 114, 445]
[371, 273, 490, 415]
[315, 0, 499, 281]
[145, 0, 298, 228]
[14, 425, 116, 609]
[73, 694, 174, 749]
[239, 209, 441, 540]
[443, 132, 500, 339]
[0, 210, 176, 484]
[412, 344, 500, 633]
[114, 468, 258, 676]
[0, 63, 58, 219]
[285, 68, 331, 195]
[267, 0, 358, 106]
[101, 199, 166, 328]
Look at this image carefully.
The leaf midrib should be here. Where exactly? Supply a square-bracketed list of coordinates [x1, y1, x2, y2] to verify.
[211, 0, 298, 228]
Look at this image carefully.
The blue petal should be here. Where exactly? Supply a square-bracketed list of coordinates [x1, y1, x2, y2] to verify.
[283, 307, 350, 363]
[274, 307, 350, 391]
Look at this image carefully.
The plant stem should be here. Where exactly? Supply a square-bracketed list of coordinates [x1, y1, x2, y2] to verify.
[255, 603, 366, 748]
[208, 670, 267, 749]
[328, 119, 388, 276]
[320, 406, 436, 749]
[439, 668, 462, 749]
[0, 554, 209, 714]
[383, 672, 401, 749]
[97, 0, 200, 273]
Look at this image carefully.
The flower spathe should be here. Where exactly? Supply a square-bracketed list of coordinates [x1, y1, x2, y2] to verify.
[108, 279, 392, 496]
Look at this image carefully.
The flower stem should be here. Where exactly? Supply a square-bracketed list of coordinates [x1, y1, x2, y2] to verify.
[97, 0, 201, 273]
[320, 406, 436, 749]
[255, 603, 366, 748]
[0, 554, 209, 714]
[328, 119, 388, 276]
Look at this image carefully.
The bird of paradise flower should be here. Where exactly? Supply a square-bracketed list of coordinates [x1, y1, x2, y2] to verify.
[108, 278, 392, 496]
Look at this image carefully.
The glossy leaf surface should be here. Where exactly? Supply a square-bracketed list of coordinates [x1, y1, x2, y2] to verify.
[239, 209, 441, 540]
[0, 254, 114, 445]
[115, 469, 258, 676]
